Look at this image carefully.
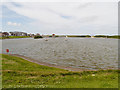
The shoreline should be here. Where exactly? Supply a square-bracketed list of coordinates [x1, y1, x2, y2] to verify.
[2, 54, 119, 88]
[3, 54, 118, 71]
[0, 37, 32, 40]
[9, 54, 89, 71]
[1, 36, 120, 40]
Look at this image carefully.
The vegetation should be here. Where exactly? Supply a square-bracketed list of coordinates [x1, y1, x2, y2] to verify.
[94, 35, 120, 39]
[49, 35, 59, 37]
[1, 35, 119, 39]
[0, 36, 31, 39]
[67, 35, 120, 39]
[107, 35, 120, 39]
[94, 35, 107, 38]
[2, 54, 119, 88]
[34, 36, 43, 39]
[68, 35, 91, 37]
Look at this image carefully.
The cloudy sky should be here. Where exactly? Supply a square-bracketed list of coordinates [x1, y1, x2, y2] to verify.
[1, 1, 118, 35]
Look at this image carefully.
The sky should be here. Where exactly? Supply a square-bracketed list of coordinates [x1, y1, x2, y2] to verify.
[0, 0, 118, 35]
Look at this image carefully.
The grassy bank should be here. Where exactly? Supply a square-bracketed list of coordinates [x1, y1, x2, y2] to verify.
[0, 36, 31, 39]
[2, 54, 119, 88]
[68, 35, 120, 39]
[94, 35, 120, 39]
[67, 35, 91, 37]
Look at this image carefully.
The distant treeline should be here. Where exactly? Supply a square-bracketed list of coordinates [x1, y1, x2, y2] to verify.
[67, 35, 91, 37]
[94, 35, 120, 39]
[48, 35, 120, 39]
[34, 35, 43, 39]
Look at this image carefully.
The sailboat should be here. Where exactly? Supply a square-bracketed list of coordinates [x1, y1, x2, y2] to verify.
[44, 37, 48, 41]
[91, 36, 94, 38]
[65, 35, 68, 41]
[45, 38, 48, 41]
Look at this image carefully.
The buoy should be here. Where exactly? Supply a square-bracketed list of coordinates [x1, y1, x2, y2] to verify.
[6, 49, 9, 54]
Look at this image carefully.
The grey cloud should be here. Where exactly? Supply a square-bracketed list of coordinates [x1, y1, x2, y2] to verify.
[78, 2, 92, 9]
[78, 16, 98, 23]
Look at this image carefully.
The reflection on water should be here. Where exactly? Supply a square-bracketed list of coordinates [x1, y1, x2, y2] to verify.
[2, 38, 118, 70]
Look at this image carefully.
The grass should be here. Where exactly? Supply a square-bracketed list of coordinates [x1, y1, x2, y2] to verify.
[94, 35, 120, 39]
[0, 36, 31, 39]
[67, 35, 91, 37]
[1, 54, 119, 88]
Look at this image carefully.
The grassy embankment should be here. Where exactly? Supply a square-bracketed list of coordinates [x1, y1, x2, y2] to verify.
[67, 35, 120, 39]
[94, 35, 120, 39]
[2, 54, 119, 88]
[0, 36, 31, 39]
[67, 35, 91, 37]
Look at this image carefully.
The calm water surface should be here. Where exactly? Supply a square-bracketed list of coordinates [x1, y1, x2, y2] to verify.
[2, 38, 118, 70]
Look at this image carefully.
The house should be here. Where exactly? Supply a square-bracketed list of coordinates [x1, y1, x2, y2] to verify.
[9, 32, 27, 36]
[36, 33, 40, 36]
[21, 32, 27, 36]
[0, 32, 2, 37]
[9, 32, 19, 36]
[2, 32, 9, 37]
[28, 33, 35, 37]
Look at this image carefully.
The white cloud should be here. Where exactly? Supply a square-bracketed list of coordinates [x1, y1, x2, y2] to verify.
[2, 0, 119, 2]
[3, 2, 118, 34]
[7, 21, 21, 26]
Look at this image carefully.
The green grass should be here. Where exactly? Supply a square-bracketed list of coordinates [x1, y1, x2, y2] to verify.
[67, 35, 91, 37]
[2, 54, 119, 88]
[0, 36, 31, 39]
[94, 35, 120, 39]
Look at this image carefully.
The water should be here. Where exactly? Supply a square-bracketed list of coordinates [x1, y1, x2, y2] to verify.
[2, 37, 118, 70]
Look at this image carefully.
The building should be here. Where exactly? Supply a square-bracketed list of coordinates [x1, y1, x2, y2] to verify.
[9, 32, 27, 36]
[28, 33, 35, 37]
[2, 32, 9, 37]
[36, 33, 40, 36]
[0, 32, 2, 37]
[21, 32, 27, 36]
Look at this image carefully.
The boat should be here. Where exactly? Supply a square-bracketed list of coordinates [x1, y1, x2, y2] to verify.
[65, 35, 68, 41]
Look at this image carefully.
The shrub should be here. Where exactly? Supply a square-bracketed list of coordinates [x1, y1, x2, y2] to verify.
[34, 35, 43, 39]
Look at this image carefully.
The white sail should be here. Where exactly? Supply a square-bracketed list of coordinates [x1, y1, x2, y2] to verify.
[65, 35, 68, 41]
